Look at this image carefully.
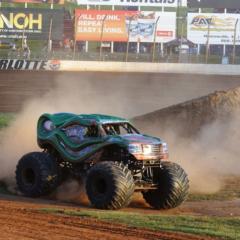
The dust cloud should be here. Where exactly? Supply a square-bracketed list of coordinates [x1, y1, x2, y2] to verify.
[53, 179, 89, 205]
[0, 73, 239, 196]
[132, 87, 240, 193]
[0, 75, 144, 186]
[168, 116, 240, 193]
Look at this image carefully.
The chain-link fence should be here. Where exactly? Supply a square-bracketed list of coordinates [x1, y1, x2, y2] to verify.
[2, 45, 239, 64]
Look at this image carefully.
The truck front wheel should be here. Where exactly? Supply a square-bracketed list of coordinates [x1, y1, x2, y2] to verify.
[142, 161, 189, 209]
[86, 161, 135, 210]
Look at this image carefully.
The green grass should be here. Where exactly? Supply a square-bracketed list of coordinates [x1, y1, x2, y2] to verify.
[0, 113, 14, 130]
[39, 208, 240, 240]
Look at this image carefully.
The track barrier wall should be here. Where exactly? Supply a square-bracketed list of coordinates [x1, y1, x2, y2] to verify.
[1, 59, 240, 75]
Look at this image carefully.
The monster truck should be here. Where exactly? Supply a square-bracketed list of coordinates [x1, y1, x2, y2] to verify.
[16, 113, 189, 210]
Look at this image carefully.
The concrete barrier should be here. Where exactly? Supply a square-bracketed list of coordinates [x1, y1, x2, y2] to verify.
[56, 61, 240, 76]
[1, 59, 240, 75]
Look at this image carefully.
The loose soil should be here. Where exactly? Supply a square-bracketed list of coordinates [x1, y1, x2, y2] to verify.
[0, 193, 222, 240]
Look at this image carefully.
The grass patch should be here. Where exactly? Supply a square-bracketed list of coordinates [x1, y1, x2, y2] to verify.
[40, 208, 240, 240]
[0, 113, 14, 129]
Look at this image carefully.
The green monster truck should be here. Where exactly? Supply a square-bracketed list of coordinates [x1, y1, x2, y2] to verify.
[16, 113, 189, 210]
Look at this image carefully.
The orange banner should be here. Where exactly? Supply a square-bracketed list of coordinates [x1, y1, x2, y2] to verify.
[75, 10, 136, 42]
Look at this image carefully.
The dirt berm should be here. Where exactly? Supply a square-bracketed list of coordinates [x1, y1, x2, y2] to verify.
[133, 87, 240, 138]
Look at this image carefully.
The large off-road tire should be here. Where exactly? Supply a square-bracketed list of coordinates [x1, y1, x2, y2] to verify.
[86, 161, 135, 210]
[16, 152, 61, 197]
[142, 161, 189, 209]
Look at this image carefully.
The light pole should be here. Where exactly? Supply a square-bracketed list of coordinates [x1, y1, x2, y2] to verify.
[152, 16, 160, 62]
[232, 18, 239, 64]
[205, 18, 211, 64]
[180, 15, 187, 48]
[48, 18, 53, 54]
[99, 15, 107, 61]
[21, 15, 28, 50]
[73, 14, 80, 60]
[125, 15, 135, 62]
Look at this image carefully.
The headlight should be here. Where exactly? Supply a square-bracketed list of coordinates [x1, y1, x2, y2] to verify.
[160, 142, 168, 154]
[128, 144, 142, 154]
[142, 144, 152, 155]
[128, 144, 153, 155]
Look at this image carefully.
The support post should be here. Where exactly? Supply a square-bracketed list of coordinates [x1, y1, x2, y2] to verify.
[161, 42, 164, 57]
[85, 42, 88, 53]
[111, 5, 115, 54]
[73, 15, 79, 60]
[232, 18, 239, 64]
[152, 16, 160, 62]
[126, 16, 133, 62]
[86, 5, 90, 53]
[223, 44, 226, 57]
[99, 15, 107, 61]
[48, 18, 53, 54]
[197, 44, 200, 55]
[22, 15, 28, 49]
[205, 20, 211, 64]
[137, 42, 140, 54]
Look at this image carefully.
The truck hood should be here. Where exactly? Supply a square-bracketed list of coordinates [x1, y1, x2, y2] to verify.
[119, 134, 162, 145]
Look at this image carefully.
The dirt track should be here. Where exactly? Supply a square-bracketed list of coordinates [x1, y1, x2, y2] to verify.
[0, 193, 221, 240]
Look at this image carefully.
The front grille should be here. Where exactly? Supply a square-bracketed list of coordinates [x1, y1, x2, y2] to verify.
[152, 144, 161, 154]
[150, 144, 168, 159]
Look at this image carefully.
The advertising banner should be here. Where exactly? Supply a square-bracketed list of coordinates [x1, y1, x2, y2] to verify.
[0, 59, 48, 70]
[76, 0, 184, 7]
[0, 8, 64, 40]
[187, 13, 240, 45]
[188, 0, 240, 9]
[0, 0, 65, 4]
[75, 10, 176, 43]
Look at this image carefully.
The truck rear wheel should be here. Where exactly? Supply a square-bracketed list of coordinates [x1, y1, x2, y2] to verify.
[86, 161, 135, 210]
[16, 152, 60, 197]
[142, 162, 189, 209]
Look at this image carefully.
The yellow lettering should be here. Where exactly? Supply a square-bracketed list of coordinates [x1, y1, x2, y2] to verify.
[0, 13, 14, 29]
[0, 12, 42, 30]
[14, 13, 28, 30]
[29, 14, 42, 30]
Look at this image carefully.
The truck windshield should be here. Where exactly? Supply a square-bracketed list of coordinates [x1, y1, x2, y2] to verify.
[102, 123, 139, 136]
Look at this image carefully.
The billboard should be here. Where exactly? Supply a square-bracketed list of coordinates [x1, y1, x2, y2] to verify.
[76, 0, 185, 7]
[75, 10, 176, 43]
[0, 0, 65, 4]
[188, 0, 240, 8]
[0, 8, 64, 40]
[187, 13, 240, 45]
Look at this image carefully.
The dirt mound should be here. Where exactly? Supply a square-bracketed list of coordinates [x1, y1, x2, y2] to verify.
[133, 87, 240, 137]
[132, 87, 240, 193]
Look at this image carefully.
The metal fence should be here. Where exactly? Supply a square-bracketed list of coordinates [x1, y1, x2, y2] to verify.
[1, 47, 240, 65]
